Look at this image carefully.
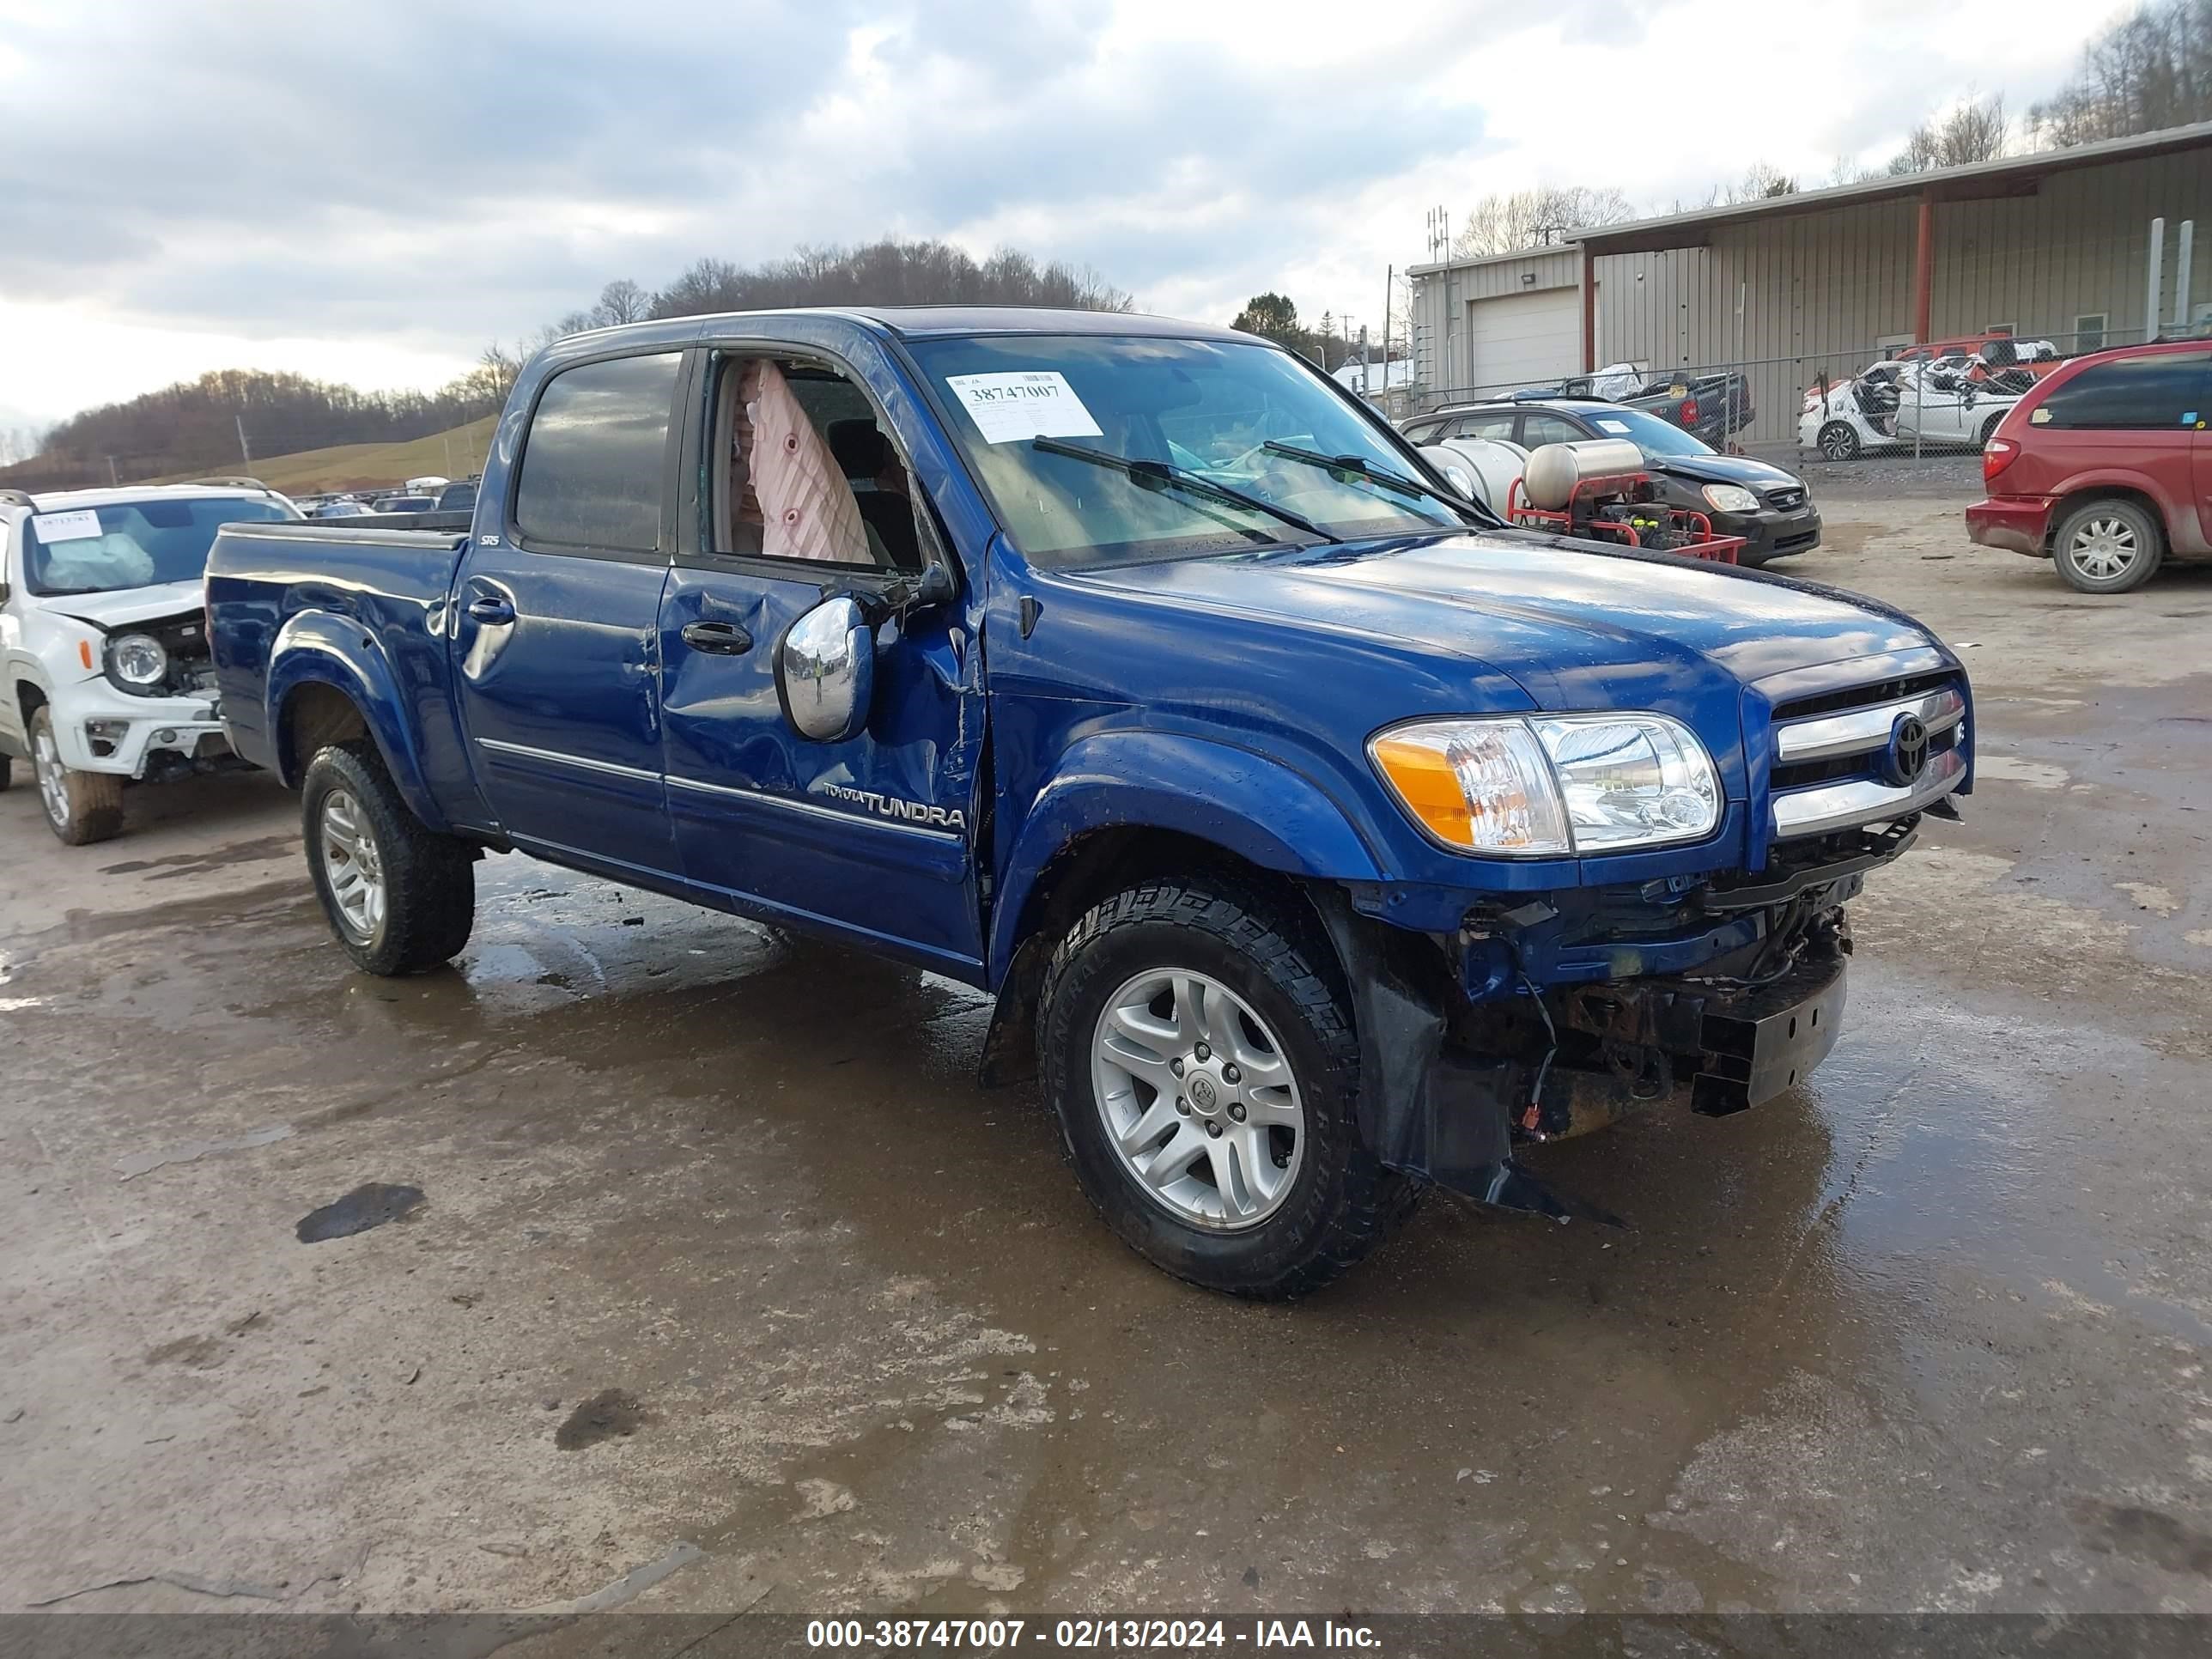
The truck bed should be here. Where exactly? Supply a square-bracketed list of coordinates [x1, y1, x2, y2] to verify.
[205, 519, 473, 781]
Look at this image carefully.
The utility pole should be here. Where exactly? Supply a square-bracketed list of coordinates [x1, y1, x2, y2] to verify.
[235, 414, 252, 465]
[106, 456, 119, 487]
[1382, 265, 1394, 400]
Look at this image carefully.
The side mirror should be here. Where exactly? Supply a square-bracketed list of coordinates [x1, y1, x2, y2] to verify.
[776, 596, 874, 743]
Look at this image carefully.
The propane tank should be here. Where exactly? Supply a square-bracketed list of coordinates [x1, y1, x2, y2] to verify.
[1520, 439, 1646, 511]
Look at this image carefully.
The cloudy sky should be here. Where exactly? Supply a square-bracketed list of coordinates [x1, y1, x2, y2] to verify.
[0, 0, 2120, 433]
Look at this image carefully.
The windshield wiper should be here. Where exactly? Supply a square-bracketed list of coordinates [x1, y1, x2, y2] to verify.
[1032, 438, 1340, 545]
[1261, 441, 1492, 524]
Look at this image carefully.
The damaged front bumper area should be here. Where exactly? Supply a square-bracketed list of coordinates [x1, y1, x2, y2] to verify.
[1320, 821, 1910, 1225]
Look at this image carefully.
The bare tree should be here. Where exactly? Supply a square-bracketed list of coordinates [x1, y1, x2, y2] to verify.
[592, 278, 652, 327]
[478, 341, 525, 398]
[1726, 162, 1801, 202]
[2033, 0, 2212, 146]
[1889, 92, 2009, 173]
[1452, 185, 1635, 257]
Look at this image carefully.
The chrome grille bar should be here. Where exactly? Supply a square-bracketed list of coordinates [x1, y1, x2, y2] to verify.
[1771, 744, 1967, 839]
[1774, 686, 1966, 765]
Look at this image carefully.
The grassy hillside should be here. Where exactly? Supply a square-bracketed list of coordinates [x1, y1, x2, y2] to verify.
[155, 416, 498, 494]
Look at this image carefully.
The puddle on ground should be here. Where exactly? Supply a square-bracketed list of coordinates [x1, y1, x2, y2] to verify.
[295, 1182, 426, 1243]
[100, 834, 298, 878]
[555, 1389, 647, 1449]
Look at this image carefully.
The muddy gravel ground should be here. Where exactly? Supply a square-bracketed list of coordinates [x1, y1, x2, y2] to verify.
[3, 487, 2210, 1622]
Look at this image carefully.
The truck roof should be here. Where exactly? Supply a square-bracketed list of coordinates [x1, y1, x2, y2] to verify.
[547, 306, 1258, 350]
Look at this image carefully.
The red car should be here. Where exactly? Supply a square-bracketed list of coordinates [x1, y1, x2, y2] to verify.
[1967, 338, 2212, 593]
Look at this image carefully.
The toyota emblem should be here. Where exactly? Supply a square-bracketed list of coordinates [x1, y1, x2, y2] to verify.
[1883, 713, 1930, 787]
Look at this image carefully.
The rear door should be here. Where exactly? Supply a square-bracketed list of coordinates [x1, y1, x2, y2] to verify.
[453, 348, 686, 877]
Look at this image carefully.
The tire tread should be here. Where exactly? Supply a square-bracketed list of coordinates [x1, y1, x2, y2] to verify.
[302, 740, 475, 975]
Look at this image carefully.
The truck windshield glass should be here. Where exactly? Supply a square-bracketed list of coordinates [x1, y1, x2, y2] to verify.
[1586, 407, 1716, 459]
[24, 497, 295, 596]
[907, 334, 1468, 567]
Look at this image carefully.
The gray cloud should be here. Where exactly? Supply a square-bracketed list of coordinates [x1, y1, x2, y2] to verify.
[2, 0, 1499, 364]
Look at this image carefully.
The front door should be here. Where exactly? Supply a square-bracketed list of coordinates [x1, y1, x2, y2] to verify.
[454, 348, 685, 877]
[657, 349, 984, 975]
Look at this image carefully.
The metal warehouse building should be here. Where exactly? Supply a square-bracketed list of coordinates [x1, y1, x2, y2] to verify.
[1407, 121, 2212, 450]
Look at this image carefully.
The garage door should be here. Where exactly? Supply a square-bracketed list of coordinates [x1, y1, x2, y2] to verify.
[1468, 289, 1578, 392]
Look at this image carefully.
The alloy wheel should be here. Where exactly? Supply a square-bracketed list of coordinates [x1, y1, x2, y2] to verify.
[2067, 516, 2139, 582]
[1090, 968, 1306, 1231]
[319, 788, 387, 944]
[33, 726, 70, 832]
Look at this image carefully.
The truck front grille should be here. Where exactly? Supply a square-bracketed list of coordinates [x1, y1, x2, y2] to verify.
[1769, 672, 1968, 841]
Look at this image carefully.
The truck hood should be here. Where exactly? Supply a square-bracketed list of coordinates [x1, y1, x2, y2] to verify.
[1075, 529, 1932, 712]
[44, 580, 205, 632]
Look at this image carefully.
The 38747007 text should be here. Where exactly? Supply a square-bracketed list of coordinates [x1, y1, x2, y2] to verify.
[804, 1617, 1382, 1650]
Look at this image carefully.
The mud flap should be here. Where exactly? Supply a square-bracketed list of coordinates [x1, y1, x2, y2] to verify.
[1312, 890, 1620, 1227]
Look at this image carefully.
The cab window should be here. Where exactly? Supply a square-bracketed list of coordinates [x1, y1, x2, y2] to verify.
[704, 356, 923, 571]
[514, 351, 684, 551]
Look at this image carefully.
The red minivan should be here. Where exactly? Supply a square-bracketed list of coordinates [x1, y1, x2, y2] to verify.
[1967, 338, 2212, 593]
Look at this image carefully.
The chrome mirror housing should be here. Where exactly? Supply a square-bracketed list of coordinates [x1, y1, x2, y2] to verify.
[776, 596, 874, 743]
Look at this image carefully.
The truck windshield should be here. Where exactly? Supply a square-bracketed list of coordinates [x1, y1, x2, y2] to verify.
[24, 496, 296, 596]
[1584, 406, 1717, 459]
[906, 334, 1471, 567]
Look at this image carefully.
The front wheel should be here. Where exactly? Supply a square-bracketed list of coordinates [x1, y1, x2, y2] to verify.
[28, 706, 125, 845]
[1037, 878, 1420, 1298]
[2053, 498, 2163, 594]
[1817, 421, 1860, 462]
[301, 740, 476, 975]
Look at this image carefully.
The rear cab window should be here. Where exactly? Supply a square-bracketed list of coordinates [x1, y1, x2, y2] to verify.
[514, 351, 685, 551]
[2033, 352, 2210, 430]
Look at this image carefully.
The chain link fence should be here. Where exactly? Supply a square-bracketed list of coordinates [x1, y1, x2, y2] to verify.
[1398, 325, 2160, 466]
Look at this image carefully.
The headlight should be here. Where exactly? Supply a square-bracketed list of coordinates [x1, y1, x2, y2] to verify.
[1702, 483, 1760, 514]
[1370, 714, 1720, 856]
[108, 633, 169, 687]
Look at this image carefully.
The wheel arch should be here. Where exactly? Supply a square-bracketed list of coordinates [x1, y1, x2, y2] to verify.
[976, 731, 1386, 1089]
[267, 615, 447, 830]
[2045, 483, 2171, 554]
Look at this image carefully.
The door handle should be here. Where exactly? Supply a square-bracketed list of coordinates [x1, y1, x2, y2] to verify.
[466, 594, 516, 625]
[680, 620, 754, 656]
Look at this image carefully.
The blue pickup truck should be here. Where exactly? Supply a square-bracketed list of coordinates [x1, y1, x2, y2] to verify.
[206, 307, 1972, 1297]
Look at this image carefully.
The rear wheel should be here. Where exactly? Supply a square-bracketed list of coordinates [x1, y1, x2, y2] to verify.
[1817, 421, 1860, 462]
[301, 740, 475, 975]
[1978, 411, 2005, 445]
[2053, 498, 2163, 594]
[0, 754, 10, 791]
[29, 707, 124, 845]
[1037, 878, 1421, 1299]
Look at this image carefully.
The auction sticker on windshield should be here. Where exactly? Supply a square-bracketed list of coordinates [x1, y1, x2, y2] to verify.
[1595, 419, 1631, 434]
[30, 510, 102, 542]
[945, 372, 1104, 444]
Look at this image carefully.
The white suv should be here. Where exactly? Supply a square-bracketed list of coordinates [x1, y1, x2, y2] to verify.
[0, 481, 299, 843]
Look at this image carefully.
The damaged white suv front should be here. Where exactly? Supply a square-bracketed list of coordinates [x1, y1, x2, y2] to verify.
[0, 483, 299, 843]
